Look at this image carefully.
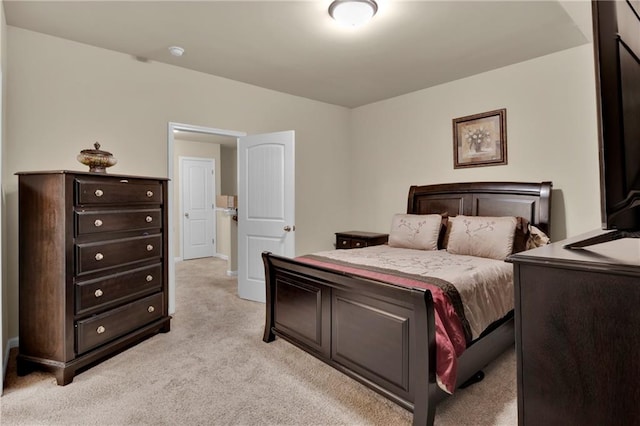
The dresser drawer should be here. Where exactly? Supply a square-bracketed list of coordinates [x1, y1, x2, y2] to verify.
[75, 264, 163, 316]
[76, 209, 162, 236]
[76, 234, 162, 275]
[76, 293, 163, 354]
[76, 179, 162, 205]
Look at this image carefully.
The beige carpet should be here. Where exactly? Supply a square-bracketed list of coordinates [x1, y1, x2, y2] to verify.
[1, 257, 517, 425]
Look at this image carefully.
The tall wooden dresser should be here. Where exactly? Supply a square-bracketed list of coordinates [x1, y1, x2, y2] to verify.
[16, 170, 171, 385]
[508, 229, 640, 425]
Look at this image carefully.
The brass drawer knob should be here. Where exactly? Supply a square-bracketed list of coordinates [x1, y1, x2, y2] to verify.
[95, 253, 104, 261]
[146, 244, 154, 252]
[341, 240, 348, 245]
[96, 325, 106, 334]
[145, 216, 153, 223]
[147, 306, 155, 313]
[95, 189, 104, 197]
[94, 289, 103, 298]
[355, 242, 362, 247]
[94, 219, 103, 227]
[146, 190, 154, 198]
[146, 275, 153, 282]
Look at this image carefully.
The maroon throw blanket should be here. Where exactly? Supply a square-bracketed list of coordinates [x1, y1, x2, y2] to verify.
[297, 254, 470, 394]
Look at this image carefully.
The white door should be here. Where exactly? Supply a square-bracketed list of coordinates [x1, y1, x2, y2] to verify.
[181, 157, 216, 260]
[238, 131, 295, 302]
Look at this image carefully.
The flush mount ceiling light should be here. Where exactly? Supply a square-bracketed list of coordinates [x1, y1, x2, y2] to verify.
[329, 0, 378, 27]
[168, 46, 185, 57]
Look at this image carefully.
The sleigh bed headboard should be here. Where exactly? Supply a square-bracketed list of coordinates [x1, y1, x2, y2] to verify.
[407, 181, 553, 236]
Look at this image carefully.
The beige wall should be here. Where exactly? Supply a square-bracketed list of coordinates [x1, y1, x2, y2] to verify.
[4, 27, 352, 340]
[1, 0, 7, 379]
[349, 44, 601, 241]
[172, 138, 221, 259]
[1, 27, 603, 352]
[220, 145, 237, 195]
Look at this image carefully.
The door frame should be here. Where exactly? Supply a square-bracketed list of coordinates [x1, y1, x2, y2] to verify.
[167, 122, 246, 315]
[179, 156, 216, 261]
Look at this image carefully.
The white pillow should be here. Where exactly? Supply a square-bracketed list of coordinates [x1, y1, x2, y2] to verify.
[388, 214, 442, 250]
[446, 215, 517, 260]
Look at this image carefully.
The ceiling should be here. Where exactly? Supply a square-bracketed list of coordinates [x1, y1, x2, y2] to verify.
[4, 1, 591, 108]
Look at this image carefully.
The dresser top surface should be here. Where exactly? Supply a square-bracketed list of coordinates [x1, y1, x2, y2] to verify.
[15, 170, 168, 181]
[509, 228, 640, 270]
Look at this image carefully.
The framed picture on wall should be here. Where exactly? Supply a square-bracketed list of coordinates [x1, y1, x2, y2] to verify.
[452, 108, 507, 168]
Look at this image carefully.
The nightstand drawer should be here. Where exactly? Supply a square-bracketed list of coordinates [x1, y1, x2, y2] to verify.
[336, 236, 353, 249]
[335, 231, 388, 249]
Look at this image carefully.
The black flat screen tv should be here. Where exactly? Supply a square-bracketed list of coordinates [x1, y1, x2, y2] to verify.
[594, 0, 640, 231]
[566, 0, 640, 249]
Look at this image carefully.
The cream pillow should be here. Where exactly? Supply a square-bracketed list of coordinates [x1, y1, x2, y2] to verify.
[388, 214, 442, 250]
[446, 215, 517, 260]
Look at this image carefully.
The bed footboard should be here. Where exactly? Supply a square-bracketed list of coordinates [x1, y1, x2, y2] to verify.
[262, 252, 436, 426]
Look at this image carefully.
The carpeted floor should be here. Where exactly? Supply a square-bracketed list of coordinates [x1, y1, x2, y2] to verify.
[1, 257, 517, 425]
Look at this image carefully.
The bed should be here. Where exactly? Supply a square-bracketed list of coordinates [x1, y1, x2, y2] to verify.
[262, 181, 552, 425]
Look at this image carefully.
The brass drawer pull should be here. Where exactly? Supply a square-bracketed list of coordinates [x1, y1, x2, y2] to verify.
[146, 244, 154, 252]
[94, 289, 103, 298]
[341, 240, 348, 245]
[145, 216, 153, 223]
[146, 190, 154, 198]
[146, 275, 153, 282]
[147, 306, 155, 313]
[355, 242, 362, 247]
[94, 219, 103, 227]
[95, 189, 104, 197]
[96, 325, 106, 334]
[95, 253, 104, 261]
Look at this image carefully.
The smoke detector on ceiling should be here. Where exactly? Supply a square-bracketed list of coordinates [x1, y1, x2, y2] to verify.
[168, 46, 185, 57]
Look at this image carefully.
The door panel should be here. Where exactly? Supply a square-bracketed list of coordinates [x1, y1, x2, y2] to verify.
[181, 157, 215, 260]
[238, 131, 295, 302]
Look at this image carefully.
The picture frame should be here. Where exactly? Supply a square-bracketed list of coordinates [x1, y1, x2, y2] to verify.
[453, 108, 507, 169]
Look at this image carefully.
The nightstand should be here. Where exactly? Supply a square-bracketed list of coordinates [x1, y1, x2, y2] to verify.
[335, 231, 388, 249]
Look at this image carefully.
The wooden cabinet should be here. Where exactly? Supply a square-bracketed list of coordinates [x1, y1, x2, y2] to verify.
[16, 170, 171, 385]
[335, 231, 388, 249]
[508, 230, 640, 425]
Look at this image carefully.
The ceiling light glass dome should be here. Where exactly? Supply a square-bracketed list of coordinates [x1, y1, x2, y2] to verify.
[329, 0, 378, 27]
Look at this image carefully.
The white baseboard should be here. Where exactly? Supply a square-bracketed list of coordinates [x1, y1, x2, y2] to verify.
[174, 256, 183, 263]
[214, 253, 229, 261]
[3, 336, 19, 383]
[226, 270, 238, 277]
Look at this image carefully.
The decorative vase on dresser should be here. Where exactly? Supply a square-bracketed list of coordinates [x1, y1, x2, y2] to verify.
[16, 170, 171, 385]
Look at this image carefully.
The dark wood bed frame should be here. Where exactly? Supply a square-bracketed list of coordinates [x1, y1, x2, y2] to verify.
[262, 181, 552, 425]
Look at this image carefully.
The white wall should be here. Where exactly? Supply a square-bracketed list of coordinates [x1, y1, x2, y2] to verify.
[349, 44, 601, 241]
[4, 27, 352, 340]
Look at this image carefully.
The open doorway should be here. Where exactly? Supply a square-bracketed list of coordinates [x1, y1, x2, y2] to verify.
[167, 122, 246, 315]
